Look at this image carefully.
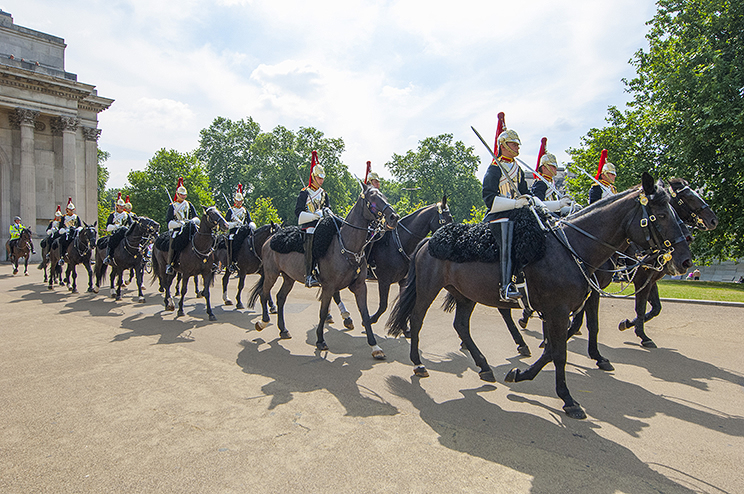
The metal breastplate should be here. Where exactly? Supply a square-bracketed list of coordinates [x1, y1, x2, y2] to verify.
[64, 214, 78, 228]
[230, 207, 246, 224]
[173, 201, 190, 221]
[498, 160, 521, 199]
[305, 188, 326, 213]
[112, 211, 128, 226]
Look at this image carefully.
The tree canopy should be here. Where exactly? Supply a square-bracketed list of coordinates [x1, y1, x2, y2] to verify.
[568, 0, 744, 260]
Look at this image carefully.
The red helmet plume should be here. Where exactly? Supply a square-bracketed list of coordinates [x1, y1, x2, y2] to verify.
[308, 150, 318, 187]
[595, 149, 608, 180]
[364, 161, 372, 184]
[535, 137, 548, 178]
[494, 112, 506, 154]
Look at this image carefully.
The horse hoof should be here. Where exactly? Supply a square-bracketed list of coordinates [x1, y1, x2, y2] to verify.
[92, 286, 99, 293]
[13, 269, 18, 275]
[279, 330, 292, 340]
[269, 306, 277, 314]
[517, 344, 531, 357]
[618, 320, 630, 331]
[371, 346, 385, 360]
[326, 313, 334, 324]
[641, 339, 657, 349]
[115, 295, 122, 301]
[209, 314, 217, 321]
[518, 318, 528, 329]
[47, 285, 53, 290]
[343, 317, 354, 330]
[236, 302, 244, 310]
[413, 366, 429, 378]
[87, 287, 95, 293]
[563, 404, 587, 420]
[505, 368, 519, 383]
[196, 291, 203, 298]
[166, 304, 175, 312]
[25, 272, 29, 276]
[224, 300, 233, 306]
[138, 297, 146, 303]
[597, 359, 615, 371]
[479, 369, 496, 382]
[255, 320, 269, 331]
[72, 288, 78, 294]
[316, 341, 328, 351]
[177, 310, 184, 317]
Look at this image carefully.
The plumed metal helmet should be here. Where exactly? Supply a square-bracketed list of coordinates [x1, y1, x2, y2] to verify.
[540, 152, 558, 170]
[312, 164, 325, 180]
[602, 162, 616, 176]
[367, 172, 380, 182]
[124, 195, 132, 211]
[116, 191, 125, 207]
[66, 197, 75, 211]
[497, 129, 521, 150]
[234, 183, 244, 202]
[55, 205, 63, 217]
[176, 177, 187, 197]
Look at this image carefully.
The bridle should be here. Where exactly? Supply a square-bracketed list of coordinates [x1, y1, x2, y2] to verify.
[73, 227, 95, 257]
[668, 183, 712, 229]
[393, 202, 452, 262]
[330, 192, 395, 265]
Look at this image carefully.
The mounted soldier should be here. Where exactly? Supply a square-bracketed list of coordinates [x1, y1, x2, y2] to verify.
[295, 150, 330, 288]
[530, 138, 574, 215]
[165, 177, 199, 275]
[225, 184, 256, 273]
[589, 149, 617, 204]
[124, 195, 133, 214]
[482, 112, 531, 301]
[46, 206, 64, 237]
[6, 216, 35, 261]
[103, 192, 133, 266]
[55, 197, 82, 262]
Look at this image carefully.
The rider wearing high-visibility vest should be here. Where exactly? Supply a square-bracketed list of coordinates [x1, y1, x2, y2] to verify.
[6, 216, 35, 260]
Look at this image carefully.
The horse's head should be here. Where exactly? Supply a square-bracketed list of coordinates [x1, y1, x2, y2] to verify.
[204, 205, 230, 232]
[429, 194, 453, 234]
[80, 222, 97, 246]
[21, 228, 32, 241]
[668, 178, 718, 231]
[137, 216, 161, 238]
[361, 181, 399, 229]
[626, 173, 693, 276]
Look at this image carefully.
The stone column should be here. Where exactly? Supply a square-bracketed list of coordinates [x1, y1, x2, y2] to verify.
[11, 108, 40, 236]
[82, 127, 101, 225]
[59, 115, 79, 208]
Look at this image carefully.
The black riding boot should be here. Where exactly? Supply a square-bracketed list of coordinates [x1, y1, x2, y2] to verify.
[489, 219, 521, 301]
[227, 234, 236, 273]
[304, 233, 320, 288]
[165, 235, 176, 275]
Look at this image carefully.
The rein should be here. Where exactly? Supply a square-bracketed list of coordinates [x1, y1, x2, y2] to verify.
[669, 184, 711, 229]
[73, 229, 94, 258]
[330, 195, 391, 265]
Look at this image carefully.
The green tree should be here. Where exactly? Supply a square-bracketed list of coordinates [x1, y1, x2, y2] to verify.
[250, 196, 282, 226]
[126, 149, 213, 229]
[570, 0, 744, 260]
[97, 149, 111, 237]
[196, 116, 262, 205]
[385, 134, 482, 222]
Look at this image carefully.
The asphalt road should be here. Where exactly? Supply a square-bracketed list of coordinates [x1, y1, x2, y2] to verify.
[1, 265, 742, 493]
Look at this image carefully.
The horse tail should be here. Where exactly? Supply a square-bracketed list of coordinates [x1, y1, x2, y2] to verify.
[387, 239, 426, 337]
[441, 292, 456, 313]
[248, 269, 265, 309]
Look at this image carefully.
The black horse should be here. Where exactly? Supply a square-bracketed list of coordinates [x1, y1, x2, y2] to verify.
[387, 173, 692, 419]
[95, 216, 160, 302]
[367, 197, 453, 325]
[48, 223, 97, 293]
[562, 178, 719, 368]
[6, 227, 33, 276]
[151, 206, 229, 320]
[250, 183, 399, 358]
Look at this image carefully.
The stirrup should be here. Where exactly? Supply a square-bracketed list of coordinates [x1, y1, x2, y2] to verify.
[305, 275, 320, 288]
[500, 283, 522, 301]
[165, 265, 174, 275]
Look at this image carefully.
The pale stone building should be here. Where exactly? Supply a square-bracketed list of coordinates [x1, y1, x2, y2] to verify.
[0, 10, 113, 258]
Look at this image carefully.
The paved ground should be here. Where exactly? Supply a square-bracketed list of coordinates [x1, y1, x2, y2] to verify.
[1, 264, 742, 493]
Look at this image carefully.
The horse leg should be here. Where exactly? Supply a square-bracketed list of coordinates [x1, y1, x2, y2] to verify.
[454, 298, 495, 381]
[274, 276, 294, 339]
[235, 275, 245, 309]
[499, 308, 530, 357]
[518, 308, 533, 329]
[85, 260, 94, 292]
[136, 266, 146, 303]
[109, 269, 117, 298]
[348, 276, 384, 359]
[70, 265, 79, 293]
[177, 275, 189, 317]
[116, 271, 124, 301]
[24, 255, 29, 275]
[333, 290, 354, 330]
[369, 280, 391, 325]
[633, 283, 657, 348]
[314, 289, 334, 351]
[204, 272, 216, 321]
[222, 270, 232, 306]
[268, 293, 277, 314]
[584, 290, 614, 370]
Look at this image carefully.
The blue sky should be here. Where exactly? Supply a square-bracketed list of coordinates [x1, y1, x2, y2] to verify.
[6, 0, 657, 188]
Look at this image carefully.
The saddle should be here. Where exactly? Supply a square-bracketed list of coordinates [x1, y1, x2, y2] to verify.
[428, 207, 548, 266]
[269, 215, 344, 259]
[154, 222, 197, 254]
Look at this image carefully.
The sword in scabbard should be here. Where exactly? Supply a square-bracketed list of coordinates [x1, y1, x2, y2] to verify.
[575, 165, 612, 196]
[471, 126, 520, 196]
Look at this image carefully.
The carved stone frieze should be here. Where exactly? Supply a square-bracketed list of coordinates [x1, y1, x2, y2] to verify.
[50, 115, 80, 135]
[82, 126, 101, 141]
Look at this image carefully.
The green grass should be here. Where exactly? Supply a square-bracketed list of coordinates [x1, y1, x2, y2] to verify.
[607, 279, 744, 303]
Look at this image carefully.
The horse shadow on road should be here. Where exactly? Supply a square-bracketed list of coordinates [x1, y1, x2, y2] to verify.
[386, 376, 708, 494]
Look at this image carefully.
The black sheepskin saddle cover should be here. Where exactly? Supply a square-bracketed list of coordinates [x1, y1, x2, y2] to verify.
[428, 208, 548, 266]
[154, 222, 197, 253]
[96, 236, 109, 249]
[270, 215, 345, 259]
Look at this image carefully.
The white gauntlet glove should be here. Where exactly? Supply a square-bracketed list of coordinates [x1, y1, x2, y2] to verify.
[514, 195, 531, 209]
[190, 217, 201, 226]
[248, 222, 256, 232]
